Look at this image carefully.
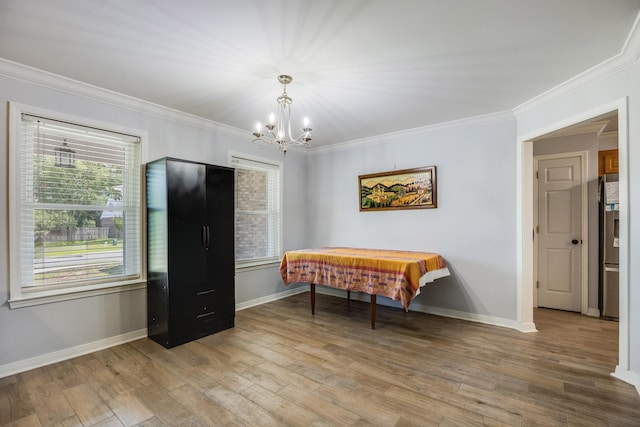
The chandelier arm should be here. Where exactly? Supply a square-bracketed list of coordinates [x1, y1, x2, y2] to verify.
[287, 102, 295, 143]
[252, 127, 280, 144]
[277, 97, 286, 140]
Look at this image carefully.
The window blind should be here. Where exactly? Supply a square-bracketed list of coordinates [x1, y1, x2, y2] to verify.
[18, 114, 141, 290]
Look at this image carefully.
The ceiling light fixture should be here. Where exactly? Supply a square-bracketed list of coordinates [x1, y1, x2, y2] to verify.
[252, 75, 312, 156]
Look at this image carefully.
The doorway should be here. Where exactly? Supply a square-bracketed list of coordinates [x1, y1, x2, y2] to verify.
[518, 99, 628, 375]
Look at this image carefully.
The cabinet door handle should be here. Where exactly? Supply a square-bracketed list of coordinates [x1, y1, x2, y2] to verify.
[202, 226, 207, 247]
[206, 226, 210, 248]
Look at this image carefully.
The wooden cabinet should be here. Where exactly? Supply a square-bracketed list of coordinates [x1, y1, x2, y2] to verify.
[146, 157, 235, 348]
[598, 149, 619, 176]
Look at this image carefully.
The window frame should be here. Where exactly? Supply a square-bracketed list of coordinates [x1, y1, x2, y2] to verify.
[8, 102, 147, 308]
[228, 151, 283, 269]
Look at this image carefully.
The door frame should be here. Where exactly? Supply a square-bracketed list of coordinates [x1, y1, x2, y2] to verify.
[516, 97, 629, 374]
[533, 151, 589, 313]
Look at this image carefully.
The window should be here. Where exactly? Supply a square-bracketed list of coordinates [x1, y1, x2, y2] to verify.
[9, 104, 143, 307]
[229, 153, 282, 267]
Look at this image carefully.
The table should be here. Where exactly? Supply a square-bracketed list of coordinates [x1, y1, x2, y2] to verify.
[279, 247, 450, 328]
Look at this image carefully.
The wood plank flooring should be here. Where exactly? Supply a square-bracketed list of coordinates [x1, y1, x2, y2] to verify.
[1, 293, 639, 426]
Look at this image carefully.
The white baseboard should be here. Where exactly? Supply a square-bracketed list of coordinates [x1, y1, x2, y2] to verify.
[0, 287, 306, 379]
[235, 286, 307, 311]
[415, 303, 534, 332]
[613, 365, 640, 396]
[7, 286, 595, 379]
[314, 287, 530, 332]
[0, 329, 147, 379]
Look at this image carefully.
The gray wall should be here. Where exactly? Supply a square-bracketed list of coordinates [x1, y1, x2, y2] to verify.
[532, 132, 600, 312]
[0, 68, 307, 369]
[306, 116, 518, 321]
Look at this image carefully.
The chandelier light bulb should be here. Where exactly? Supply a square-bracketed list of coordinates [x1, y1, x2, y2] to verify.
[303, 117, 309, 127]
[256, 122, 262, 132]
[269, 113, 275, 124]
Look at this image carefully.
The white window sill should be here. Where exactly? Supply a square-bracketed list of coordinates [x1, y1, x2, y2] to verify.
[8, 280, 146, 309]
[235, 260, 281, 272]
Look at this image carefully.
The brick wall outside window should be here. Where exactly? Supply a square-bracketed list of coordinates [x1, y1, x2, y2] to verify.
[235, 168, 268, 260]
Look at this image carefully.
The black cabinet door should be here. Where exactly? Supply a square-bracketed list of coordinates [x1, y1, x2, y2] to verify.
[166, 160, 207, 292]
[205, 165, 235, 302]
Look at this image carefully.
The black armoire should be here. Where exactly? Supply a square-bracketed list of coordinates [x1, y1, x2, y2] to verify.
[146, 157, 235, 348]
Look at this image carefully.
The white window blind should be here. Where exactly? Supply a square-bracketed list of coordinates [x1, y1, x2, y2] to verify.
[14, 113, 141, 295]
[230, 155, 282, 266]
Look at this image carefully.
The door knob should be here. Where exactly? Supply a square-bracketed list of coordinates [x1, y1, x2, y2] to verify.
[571, 239, 579, 245]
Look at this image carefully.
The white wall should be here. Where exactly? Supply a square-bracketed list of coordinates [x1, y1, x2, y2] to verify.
[306, 114, 519, 323]
[0, 64, 307, 373]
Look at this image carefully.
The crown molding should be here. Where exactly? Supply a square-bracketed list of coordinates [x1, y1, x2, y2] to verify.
[0, 58, 247, 141]
[308, 110, 515, 155]
[514, 12, 640, 117]
[534, 120, 610, 141]
[600, 130, 619, 139]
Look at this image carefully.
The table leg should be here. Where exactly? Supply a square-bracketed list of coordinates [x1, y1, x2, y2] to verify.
[370, 294, 376, 329]
[310, 283, 316, 315]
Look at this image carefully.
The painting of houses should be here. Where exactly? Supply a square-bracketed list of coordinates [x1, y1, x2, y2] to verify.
[359, 166, 436, 211]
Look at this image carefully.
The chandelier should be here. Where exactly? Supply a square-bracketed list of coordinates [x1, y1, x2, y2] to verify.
[252, 75, 312, 156]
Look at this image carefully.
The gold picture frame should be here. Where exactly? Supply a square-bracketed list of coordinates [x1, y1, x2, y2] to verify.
[359, 166, 437, 211]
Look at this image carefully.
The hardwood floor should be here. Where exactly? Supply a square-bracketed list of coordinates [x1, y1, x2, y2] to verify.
[1, 293, 639, 426]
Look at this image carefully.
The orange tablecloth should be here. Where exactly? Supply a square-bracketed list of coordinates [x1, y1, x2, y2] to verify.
[280, 247, 449, 310]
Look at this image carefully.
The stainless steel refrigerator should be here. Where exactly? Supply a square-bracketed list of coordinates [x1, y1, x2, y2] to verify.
[600, 173, 619, 320]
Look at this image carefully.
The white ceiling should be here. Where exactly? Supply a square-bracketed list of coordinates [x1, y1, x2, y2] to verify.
[1, 0, 639, 147]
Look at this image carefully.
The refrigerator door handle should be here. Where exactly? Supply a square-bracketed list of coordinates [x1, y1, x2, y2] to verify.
[605, 265, 619, 273]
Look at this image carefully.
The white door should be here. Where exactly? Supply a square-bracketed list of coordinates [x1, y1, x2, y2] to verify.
[537, 155, 582, 312]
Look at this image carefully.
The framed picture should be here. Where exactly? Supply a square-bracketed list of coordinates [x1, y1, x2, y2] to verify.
[359, 166, 437, 211]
